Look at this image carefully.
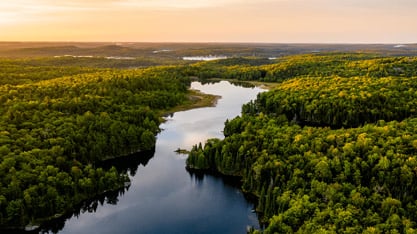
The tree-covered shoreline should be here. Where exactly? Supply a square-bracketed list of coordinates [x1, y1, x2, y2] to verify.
[0, 60, 191, 229]
[3, 51, 417, 232]
[187, 54, 417, 233]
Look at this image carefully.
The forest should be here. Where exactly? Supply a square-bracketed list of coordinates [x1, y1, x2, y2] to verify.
[187, 53, 417, 233]
[3, 45, 417, 233]
[0, 58, 190, 228]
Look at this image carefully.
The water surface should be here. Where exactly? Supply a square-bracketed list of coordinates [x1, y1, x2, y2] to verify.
[57, 81, 264, 234]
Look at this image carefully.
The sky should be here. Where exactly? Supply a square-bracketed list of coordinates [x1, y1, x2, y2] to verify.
[0, 0, 416, 43]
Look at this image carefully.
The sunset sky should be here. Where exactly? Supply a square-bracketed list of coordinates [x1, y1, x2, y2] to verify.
[1, 0, 416, 43]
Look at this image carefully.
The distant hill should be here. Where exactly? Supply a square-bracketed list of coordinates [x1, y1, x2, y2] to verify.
[1, 42, 417, 59]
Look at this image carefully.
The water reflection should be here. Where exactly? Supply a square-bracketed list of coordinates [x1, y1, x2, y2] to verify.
[97, 150, 155, 177]
[187, 170, 243, 190]
[199, 79, 256, 89]
[32, 151, 156, 234]
[51, 81, 265, 234]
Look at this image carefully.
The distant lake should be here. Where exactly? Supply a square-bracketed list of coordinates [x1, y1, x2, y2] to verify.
[182, 56, 228, 61]
[53, 55, 135, 60]
[48, 81, 264, 234]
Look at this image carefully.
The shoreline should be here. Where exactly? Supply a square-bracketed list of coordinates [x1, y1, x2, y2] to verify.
[160, 88, 221, 118]
[0, 82, 220, 232]
[0, 79, 264, 232]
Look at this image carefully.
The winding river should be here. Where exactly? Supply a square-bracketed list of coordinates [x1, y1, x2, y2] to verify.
[52, 81, 265, 234]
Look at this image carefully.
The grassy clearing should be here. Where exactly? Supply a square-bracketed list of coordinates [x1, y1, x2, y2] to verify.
[159, 78, 275, 121]
[244, 80, 279, 90]
[160, 89, 220, 117]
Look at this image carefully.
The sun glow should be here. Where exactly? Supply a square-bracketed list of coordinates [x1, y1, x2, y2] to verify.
[1, 0, 416, 43]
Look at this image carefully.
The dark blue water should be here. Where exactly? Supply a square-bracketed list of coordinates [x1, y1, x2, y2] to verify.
[55, 81, 265, 234]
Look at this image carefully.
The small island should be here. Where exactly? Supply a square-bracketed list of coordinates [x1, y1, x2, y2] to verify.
[175, 148, 190, 154]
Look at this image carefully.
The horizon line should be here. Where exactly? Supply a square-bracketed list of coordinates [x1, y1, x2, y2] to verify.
[0, 41, 416, 45]
[0, 40, 417, 45]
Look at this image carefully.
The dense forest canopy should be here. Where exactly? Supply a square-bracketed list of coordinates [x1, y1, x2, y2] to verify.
[3, 48, 417, 232]
[187, 53, 417, 233]
[186, 54, 417, 81]
[0, 60, 190, 228]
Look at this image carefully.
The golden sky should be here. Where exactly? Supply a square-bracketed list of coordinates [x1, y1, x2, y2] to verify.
[1, 0, 416, 43]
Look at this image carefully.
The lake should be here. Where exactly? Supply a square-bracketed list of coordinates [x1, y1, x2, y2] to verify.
[182, 56, 228, 61]
[51, 81, 265, 234]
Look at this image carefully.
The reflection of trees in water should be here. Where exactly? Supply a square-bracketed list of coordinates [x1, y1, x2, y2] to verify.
[229, 81, 255, 88]
[187, 169, 205, 187]
[199, 79, 222, 85]
[199, 79, 255, 89]
[186, 168, 261, 226]
[186, 168, 243, 189]
[37, 188, 127, 234]
[37, 150, 155, 234]
[98, 149, 155, 176]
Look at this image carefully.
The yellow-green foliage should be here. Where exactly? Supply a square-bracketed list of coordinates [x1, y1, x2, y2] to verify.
[188, 54, 417, 233]
[243, 76, 417, 127]
[187, 53, 417, 81]
[0, 61, 189, 227]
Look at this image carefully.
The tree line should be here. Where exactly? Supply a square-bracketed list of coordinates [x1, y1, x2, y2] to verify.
[187, 54, 417, 233]
[0, 62, 190, 228]
[183, 53, 417, 82]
